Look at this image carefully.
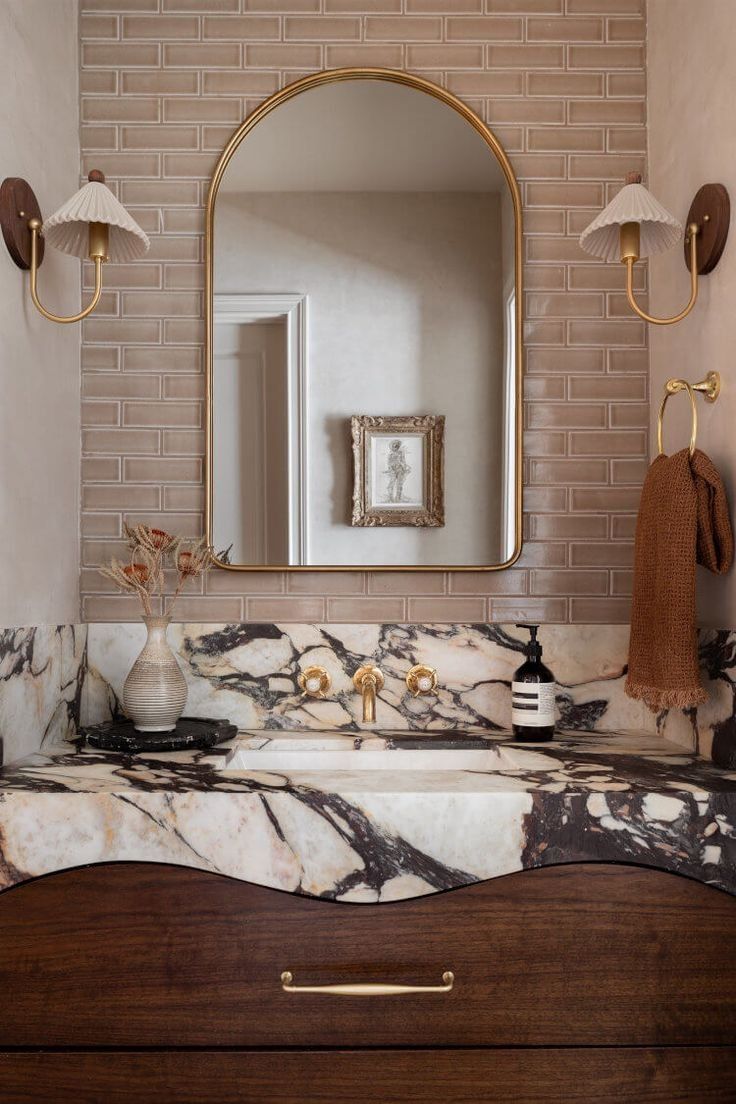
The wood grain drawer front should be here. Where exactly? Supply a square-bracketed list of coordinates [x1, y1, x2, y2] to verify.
[1, 1049, 735, 1104]
[0, 862, 734, 1048]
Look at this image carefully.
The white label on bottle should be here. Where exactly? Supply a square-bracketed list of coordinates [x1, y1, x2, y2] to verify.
[511, 682, 556, 727]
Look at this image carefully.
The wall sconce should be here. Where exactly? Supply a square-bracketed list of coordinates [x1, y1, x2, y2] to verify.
[579, 173, 730, 326]
[0, 170, 149, 324]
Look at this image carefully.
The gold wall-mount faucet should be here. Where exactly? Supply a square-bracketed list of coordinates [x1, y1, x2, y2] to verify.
[353, 666, 384, 724]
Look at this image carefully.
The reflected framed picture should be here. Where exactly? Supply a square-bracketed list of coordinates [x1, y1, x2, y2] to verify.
[351, 415, 445, 527]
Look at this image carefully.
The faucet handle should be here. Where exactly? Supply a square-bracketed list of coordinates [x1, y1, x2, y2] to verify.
[353, 665, 384, 692]
[406, 664, 437, 697]
[298, 665, 332, 699]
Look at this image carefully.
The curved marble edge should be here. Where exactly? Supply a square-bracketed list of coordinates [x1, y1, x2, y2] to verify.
[0, 735, 734, 901]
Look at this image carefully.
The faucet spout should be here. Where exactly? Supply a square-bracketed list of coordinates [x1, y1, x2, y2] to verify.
[353, 665, 385, 724]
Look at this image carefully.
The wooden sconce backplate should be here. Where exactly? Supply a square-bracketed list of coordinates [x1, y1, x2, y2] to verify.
[0, 177, 44, 270]
[685, 183, 730, 275]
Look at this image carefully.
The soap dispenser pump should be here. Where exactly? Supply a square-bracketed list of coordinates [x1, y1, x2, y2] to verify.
[511, 624, 556, 742]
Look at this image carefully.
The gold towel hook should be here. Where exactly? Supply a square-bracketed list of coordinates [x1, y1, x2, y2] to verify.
[657, 371, 721, 457]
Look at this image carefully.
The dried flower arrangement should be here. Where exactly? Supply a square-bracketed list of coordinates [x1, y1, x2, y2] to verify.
[100, 523, 213, 617]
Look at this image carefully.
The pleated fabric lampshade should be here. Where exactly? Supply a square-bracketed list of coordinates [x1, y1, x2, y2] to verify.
[42, 175, 150, 262]
[579, 177, 682, 262]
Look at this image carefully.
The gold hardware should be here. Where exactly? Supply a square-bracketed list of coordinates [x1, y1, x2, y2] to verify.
[623, 223, 699, 326]
[297, 665, 331, 699]
[406, 664, 438, 697]
[87, 220, 109, 262]
[656, 371, 721, 457]
[619, 220, 640, 263]
[204, 67, 524, 574]
[353, 665, 384, 724]
[28, 219, 105, 325]
[280, 970, 454, 997]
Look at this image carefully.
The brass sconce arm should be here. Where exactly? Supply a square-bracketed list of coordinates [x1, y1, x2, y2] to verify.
[621, 221, 699, 326]
[1, 170, 148, 326]
[28, 218, 107, 325]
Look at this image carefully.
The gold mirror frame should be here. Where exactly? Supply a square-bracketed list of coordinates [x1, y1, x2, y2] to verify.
[205, 67, 523, 572]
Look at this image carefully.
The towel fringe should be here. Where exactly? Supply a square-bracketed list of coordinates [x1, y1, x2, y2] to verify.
[624, 676, 707, 713]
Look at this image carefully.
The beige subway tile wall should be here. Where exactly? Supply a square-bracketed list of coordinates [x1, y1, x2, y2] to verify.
[79, 0, 648, 623]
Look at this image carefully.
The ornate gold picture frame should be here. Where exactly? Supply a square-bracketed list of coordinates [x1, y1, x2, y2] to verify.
[351, 415, 445, 528]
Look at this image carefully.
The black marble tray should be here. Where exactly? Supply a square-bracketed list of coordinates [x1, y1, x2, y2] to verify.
[81, 717, 237, 754]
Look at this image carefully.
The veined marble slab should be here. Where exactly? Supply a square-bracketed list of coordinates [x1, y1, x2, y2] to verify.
[0, 625, 86, 765]
[0, 731, 733, 901]
[84, 622, 657, 735]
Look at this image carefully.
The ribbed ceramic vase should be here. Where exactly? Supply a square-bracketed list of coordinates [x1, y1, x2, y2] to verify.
[123, 615, 187, 732]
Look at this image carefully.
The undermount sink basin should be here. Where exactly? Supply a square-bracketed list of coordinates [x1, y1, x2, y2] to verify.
[218, 732, 552, 774]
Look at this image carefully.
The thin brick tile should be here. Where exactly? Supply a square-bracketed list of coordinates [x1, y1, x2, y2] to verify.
[164, 43, 242, 67]
[327, 0, 400, 9]
[163, 97, 242, 122]
[284, 17, 361, 39]
[124, 347, 202, 372]
[490, 598, 568, 624]
[568, 598, 631, 623]
[527, 71, 603, 96]
[163, 430, 205, 454]
[446, 16, 523, 40]
[122, 125, 200, 151]
[249, 597, 328, 621]
[487, 43, 564, 67]
[527, 16, 603, 40]
[81, 71, 119, 94]
[83, 485, 161, 510]
[82, 98, 160, 123]
[203, 15, 281, 38]
[365, 16, 443, 40]
[81, 514, 123, 538]
[445, 71, 524, 96]
[123, 402, 201, 428]
[83, 42, 160, 66]
[164, 0, 239, 9]
[245, 43, 322, 66]
[487, 99, 564, 123]
[569, 44, 645, 69]
[122, 71, 199, 93]
[407, 45, 484, 68]
[288, 572, 366, 595]
[83, 428, 160, 454]
[122, 15, 200, 38]
[567, 0, 643, 12]
[449, 571, 527, 596]
[326, 44, 406, 65]
[81, 150, 161, 181]
[368, 572, 446, 596]
[530, 514, 608, 540]
[407, 598, 487, 621]
[326, 597, 405, 622]
[124, 457, 202, 482]
[83, 375, 162, 400]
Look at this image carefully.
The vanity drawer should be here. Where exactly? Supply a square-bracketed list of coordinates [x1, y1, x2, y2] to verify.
[1, 1047, 734, 1103]
[0, 862, 734, 1048]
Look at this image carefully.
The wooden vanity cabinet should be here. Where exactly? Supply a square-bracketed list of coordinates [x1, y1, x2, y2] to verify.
[0, 862, 734, 1101]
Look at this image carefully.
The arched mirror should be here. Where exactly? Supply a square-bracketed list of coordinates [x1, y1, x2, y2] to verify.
[206, 69, 522, 571]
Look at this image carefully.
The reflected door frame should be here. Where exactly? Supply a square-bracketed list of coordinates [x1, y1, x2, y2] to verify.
[213, 293, 309, 565]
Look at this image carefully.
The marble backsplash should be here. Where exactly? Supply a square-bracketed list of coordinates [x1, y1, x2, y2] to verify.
[1, 622, 733, 766]
[0, 625, 87, 765]
[85, 622, 658, 739]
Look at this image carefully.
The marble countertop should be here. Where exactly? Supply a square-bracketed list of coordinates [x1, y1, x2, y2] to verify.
[0, 730, 734, 902]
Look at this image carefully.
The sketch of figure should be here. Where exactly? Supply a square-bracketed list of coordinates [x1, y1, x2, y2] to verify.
[384, 439, 411, 503]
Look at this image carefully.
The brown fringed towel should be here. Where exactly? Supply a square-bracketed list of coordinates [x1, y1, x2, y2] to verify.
[626, 448, 733, 711]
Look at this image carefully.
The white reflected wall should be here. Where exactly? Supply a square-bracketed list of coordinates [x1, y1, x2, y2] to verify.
[215, 190, 504, 565]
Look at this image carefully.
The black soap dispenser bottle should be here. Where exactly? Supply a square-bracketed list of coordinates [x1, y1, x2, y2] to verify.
[511, 624, 556, 742]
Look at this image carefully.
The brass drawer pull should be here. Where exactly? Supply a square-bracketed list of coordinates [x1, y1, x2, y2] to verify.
[280, 970, 454, 997]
